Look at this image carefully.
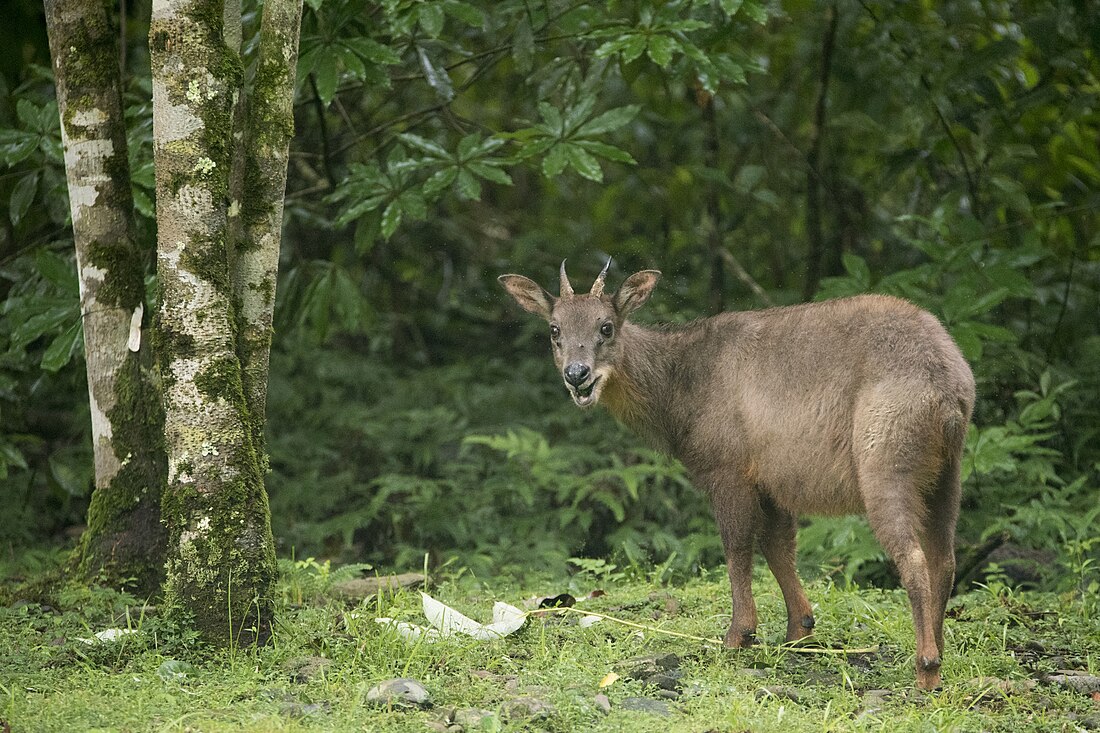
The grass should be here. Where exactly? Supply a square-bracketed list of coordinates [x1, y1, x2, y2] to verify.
[2, 551, 1098, 732]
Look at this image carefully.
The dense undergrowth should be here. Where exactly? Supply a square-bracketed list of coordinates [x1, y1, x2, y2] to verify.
[2, 552, 1099, 732]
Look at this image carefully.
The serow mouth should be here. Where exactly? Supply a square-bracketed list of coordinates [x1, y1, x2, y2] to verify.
[568, 376, 601, 407]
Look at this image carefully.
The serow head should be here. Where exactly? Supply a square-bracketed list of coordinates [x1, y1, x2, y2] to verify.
[498, 259, 661, 407]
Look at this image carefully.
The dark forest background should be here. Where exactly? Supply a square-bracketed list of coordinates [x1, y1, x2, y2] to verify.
[2, 0, 1097, 594]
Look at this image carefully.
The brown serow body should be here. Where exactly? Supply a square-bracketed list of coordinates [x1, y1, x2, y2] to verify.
[499, 262, 976, 690]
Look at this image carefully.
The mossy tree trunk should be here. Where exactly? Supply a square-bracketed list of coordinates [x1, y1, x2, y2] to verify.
[44, 0, 167, 595]
[229, 0, 303, 469]
[149, 0, 301, 645]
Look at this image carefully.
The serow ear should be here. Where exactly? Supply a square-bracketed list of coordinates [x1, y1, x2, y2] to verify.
[613, 270, 661, 316]
[498, 274, 555, 321]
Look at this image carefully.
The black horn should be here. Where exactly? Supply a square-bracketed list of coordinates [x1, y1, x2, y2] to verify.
[590, 257, 612, 297]
[559, 260, 574, 298]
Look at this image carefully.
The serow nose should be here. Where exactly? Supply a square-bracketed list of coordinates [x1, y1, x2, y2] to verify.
[564, 363, 591, 387]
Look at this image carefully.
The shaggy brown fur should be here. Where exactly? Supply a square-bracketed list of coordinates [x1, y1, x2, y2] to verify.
[499, 265, 975, 690]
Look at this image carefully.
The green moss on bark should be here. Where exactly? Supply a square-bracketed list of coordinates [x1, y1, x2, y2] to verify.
[161, 400, 275, 645]
[181, 234, 231, 293]
[59, 12, 118, 91]
[71, 351, 166, 594]
[86, 240, 145, 310]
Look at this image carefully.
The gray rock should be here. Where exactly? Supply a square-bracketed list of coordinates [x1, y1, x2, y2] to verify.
[279, 701, 331, 718]
[738, 667, 769, 679]
[594, 694, 612, 714]
[1068, 713, 1100, 730]
[619, 696, 672, 716]
[647, 671, 682, 691]
[860, 689, 892, 715]
[284, 656, 333, 684]
[365, 678, 432, 708]
[502, 696, 555, 722]
[616, 653, 681, 681]
[453, 708, 496, 728]
[331, 572, 425, 601]
[1047, 672, 1100, 695]
[755, 686, 801, 703]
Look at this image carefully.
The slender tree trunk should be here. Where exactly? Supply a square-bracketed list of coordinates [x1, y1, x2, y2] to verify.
[44, 0, 166, 594]
[150, 0, 275, 644]
[229, 0, 304, 469]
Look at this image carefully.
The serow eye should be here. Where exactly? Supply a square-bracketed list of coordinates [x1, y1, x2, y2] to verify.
[550, 325, 561, 339]
[600, 322, 614, 338]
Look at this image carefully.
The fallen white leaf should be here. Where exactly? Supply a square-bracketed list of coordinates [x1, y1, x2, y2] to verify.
[79, 628, 138, 645]
[421, 592, 526, 640]
[127, 303, 143, 352]
[374, 617, 441, 642]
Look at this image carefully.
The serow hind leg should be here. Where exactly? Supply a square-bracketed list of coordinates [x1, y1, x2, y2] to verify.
[759, 497, 815, 642]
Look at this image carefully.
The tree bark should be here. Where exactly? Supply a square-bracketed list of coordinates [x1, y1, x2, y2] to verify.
[44, 0, 166, 594]
[229, 0, 304, 471]
[150, 0, 275, 645]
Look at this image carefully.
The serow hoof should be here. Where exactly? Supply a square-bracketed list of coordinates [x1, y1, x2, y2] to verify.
[917, 656, 943, 691]
[724, 628, 757, 648]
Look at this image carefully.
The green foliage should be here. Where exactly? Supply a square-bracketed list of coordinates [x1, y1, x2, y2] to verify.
[266, 345, 720, 579]
[3, 554, 1100, 732]
[2, 0, 1099, 593]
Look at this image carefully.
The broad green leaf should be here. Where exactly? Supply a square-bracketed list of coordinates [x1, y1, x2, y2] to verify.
[417, 46, 455, 102]
[338, 45, 366, 79]
[990, 176, 1031, 213]
[345, 38, 401, 65]
[0, 441, 28, 473]
[575, 140, 636, 164]
[41, 319, 83, 372]
[11, 305, 73, 350]
[596, 34, 649, 64]
[423, 167, 458, 196]
[576, 105, 640, 137]
[563, 96, 597, 133]
[10, 171, 39, 227]
[743, 0, 768, 23]
[841, 253, 871, 287]
[157, 660, 198, 681]
[719, 0, 744, 14]
[312, 54, 340, 105]
[455, 170, 481, 200]
[0, 130, 38, 166]
[457, 133, 484, 159]
[36, 249, 77, 292]
[512, 16, 534, 73]
[133, 189, 155, 219]
[398, 133, 449, 159]
[949, 322, 983, 361]
[334, 195, 389, 226]
[566, 144, 603, 182]
[16, 99, 38, 128]
[664, 20, 710, 32]
[467, 161, 512, 185]
[542, 144, 569, 177]
[381, 200, 403, 239]
[712, 55, 746, 84]
[647, 35, 679, 67]
[443, 0, 486, 27]
[538, 103, 564, 135]
[418, 3, 445, 37]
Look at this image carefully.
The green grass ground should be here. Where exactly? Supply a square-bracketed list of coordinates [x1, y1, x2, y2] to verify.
[2, 554, 1098, 732]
